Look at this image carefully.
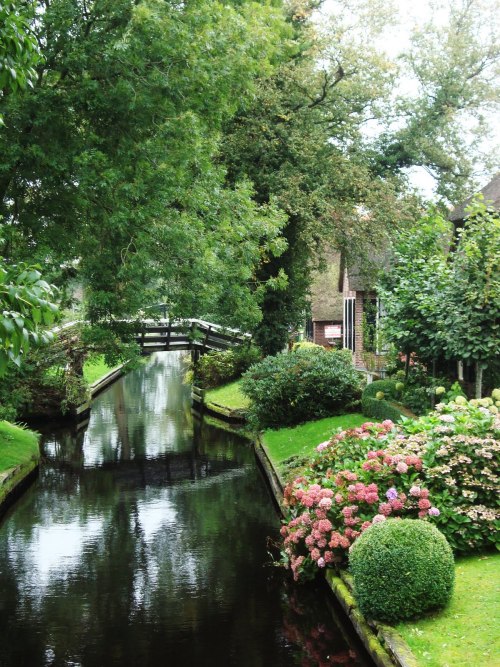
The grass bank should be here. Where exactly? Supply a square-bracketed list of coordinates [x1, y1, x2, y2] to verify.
[82, 355, 115, 385]
[397, 553, 500, 667]
[0, 421, 40, 473]
[204, 380, 250, 410]
[262, 413, 367, 479]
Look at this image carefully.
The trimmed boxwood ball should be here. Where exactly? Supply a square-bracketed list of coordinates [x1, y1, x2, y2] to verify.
[349, 519, 454, 623]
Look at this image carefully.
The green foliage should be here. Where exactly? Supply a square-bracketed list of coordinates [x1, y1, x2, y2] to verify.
[391, 397, 500, 553]
[292, 341, 323, 351]
[377, 211, 452, 365]
[362, 380, 406, 422]
[194, 344, 261, 389]
[195, 350, 237, 389]
[0, 0, 41, 124]
[361, 396, 406, 423]
[349, 519, 454, 623]
[443, 202, 500, 395]
[241, 348, 361, 429]
[0, 0, 291, 333]
[375, 0, 500, 201]
[0, 259, 59, 375]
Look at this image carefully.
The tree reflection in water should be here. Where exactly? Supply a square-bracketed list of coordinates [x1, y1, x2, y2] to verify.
[0, 352, 371, 667]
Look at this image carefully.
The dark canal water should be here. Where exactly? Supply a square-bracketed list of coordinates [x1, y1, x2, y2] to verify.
[0, 352, 370, 667]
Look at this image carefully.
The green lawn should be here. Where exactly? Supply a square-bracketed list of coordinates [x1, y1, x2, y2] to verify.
[0, 421, 40, 473]
[205, 380, 251, 410]
[397, 553, 500, 667]
[83, 355, 115, 385]
[262, 413, 367, 467]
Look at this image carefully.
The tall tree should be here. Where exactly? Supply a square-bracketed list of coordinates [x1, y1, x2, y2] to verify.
[376, 0, 500, 201]
[444, 201, 500, 397]
[221, 0, 419, 353]
[0, 0, 291, 332]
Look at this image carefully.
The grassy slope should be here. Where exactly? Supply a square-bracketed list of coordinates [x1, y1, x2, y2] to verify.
[0, 421, 40, 472]
[262, 413, 367, 466]
[205, 380, 251, 410]
[82, 355, 115, 385]
[397, 553, 500, 667]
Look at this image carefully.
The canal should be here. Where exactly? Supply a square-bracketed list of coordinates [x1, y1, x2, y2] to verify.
[0, 352, 370, 666]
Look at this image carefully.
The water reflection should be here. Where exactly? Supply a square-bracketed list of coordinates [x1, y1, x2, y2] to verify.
[0, 352, 369, 667]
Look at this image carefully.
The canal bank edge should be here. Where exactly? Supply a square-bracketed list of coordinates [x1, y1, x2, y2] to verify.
[0, 459, 39, 517]
[75, 363, 127, 428]
[254, 435, 419, 667]
[191, 384, 248, 424]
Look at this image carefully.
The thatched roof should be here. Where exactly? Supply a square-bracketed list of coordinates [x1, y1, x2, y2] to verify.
[310, 251, 343, 321]
[340, 249, 391, 292]
[449, 173, 500, 222]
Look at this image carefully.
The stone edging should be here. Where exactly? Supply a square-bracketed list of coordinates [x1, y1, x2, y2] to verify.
[253, 435, 419, 667]
[0, 459, 39, 517]
[191, 385, 248, 424]
[75, 364, 126, 428]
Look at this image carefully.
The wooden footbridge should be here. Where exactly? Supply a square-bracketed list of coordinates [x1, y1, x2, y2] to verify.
[134, 318, 251, 355]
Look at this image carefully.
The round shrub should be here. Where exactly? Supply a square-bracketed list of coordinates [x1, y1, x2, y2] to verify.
[241, 348, 361, 429]
[349, 519, 454, 623]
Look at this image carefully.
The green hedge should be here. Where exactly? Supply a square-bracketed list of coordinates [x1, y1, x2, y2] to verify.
[241, 348, 361, 429]
[349, 519, 455, 623]
[362, 380, 406, 422]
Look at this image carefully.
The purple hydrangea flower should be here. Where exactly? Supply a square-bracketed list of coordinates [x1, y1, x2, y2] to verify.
[386, 487, 398, 501]
[428, 507, 440, 517]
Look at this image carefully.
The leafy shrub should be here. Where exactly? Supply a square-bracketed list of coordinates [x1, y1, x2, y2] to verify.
[232, 343, 262, 375]
[194, 344, 261, 389]
[363, 380, 399, 400]
[279, 394, 499, 581]
[362, 380, 406, 422]
[292, 341, 323, 351]
[280, 429, 440, 581]
[388, 398, 500, 552]
[349, 519, 454, 623]
[194, 350, 236, 388]
[241, 348, 361, 429]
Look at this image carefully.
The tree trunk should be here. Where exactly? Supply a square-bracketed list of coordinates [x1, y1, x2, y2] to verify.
[475, 362, 483, 399]
[404, 351, 410, 380]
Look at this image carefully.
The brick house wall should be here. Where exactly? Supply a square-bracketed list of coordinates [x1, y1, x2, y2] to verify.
[313, 320, 342, 347]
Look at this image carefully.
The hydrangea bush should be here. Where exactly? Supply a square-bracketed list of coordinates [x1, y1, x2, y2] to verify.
[280, 396, 499, 580]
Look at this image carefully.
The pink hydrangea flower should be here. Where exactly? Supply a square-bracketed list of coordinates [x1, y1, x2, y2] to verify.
[418, 498, 431, 510]
[379, 502, 392, 516]
[317, 557, 326, 568]
[318, 519, 333, 533]
[372, 514, 386, 523]
[319, 497, 332, 510]
[316, 440, 330, 452]
[410, 486, 421, 497]
[396, 461, 409, 474]
[428, 507, 440, 517]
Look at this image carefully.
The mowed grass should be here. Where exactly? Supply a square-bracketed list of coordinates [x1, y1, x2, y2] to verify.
[262, 413, 367, 467]
[83, 355, 115, 385]
[205, 380, 251, 410]
[397, 553, 500, 667]
[0, 421, 40, 473]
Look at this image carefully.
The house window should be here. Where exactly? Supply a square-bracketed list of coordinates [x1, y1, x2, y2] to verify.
[343, 297, 355, 351]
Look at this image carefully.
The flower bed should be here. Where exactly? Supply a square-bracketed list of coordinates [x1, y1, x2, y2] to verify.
[280, 396, 499, 582]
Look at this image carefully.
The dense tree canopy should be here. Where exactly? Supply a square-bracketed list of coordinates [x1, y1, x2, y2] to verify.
[0, 0, 498, 356]
[0, 0, 291, 333]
